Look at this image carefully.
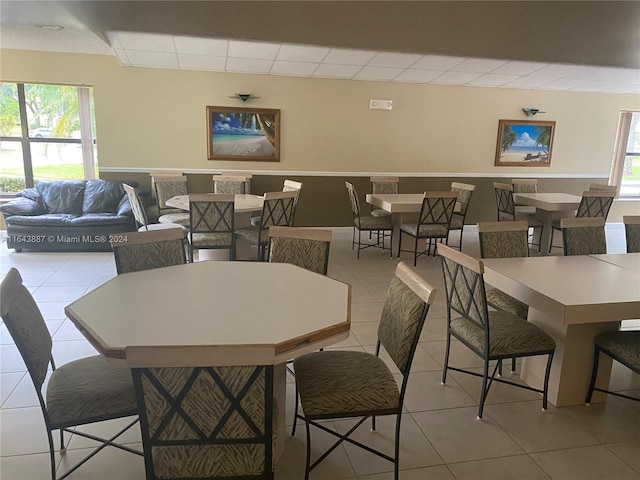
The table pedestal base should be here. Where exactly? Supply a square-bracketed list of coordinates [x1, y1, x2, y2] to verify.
[522, 308, 619, 406]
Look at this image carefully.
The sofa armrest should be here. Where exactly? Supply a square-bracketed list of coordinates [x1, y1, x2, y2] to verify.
[0, 198, 48, 217]
[116, 195, 133, 217]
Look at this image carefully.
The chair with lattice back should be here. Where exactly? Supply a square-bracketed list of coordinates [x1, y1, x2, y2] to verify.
[213, 174, 248, 194]
[370, 176, 399, 217]
[624, 215, 640, 253]
[345, 181, 393, 259]
[154, 175, 190, 227]
[235, 191, 297, 261]
[127, 345, 276, 480]
[448, 182, 475, 250]
[439, 244, 556, 419]
[494, 182, 544, 251]
[123, 183, 188, 236]
[512, 178, 538, 215]
[0, 268, 142, 480]
[111, 229, 186, 274]
[188, 193, 235, 262]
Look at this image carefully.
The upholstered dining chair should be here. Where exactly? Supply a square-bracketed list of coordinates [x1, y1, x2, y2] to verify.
[268, 226, 331, 275]
[561, 217, 607, 256]
[494, 182, 544, 251]
[123, 183, 188, 235]
[448, 182, 475, 250]
[153, 175, 190, 227]
[213, 174, 248, 194]
[293, 262, 436, 480]
[147, 170, 184, 221]
[0, 268, 141, 480]
[252, 179, 303, 227]
[585, 329, 640, 404]
[370, 176, 399, 217]
[439, 244, 556, 419]
[235, 191, 297, 261]
[127, 346, 276, 480]
[188, 193, 235, 262]
[345, 181, 393, 258]
[589, 183, 618, 193]
[398, 191, 458, 266]
[111, 229, 187, 274]
[623, 215, 640, 253]
[548, 190, 615, 252]
[511, 178, 538, 215]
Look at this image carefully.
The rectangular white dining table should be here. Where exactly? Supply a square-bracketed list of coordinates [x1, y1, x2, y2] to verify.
[482, 254, 640, 406]
[513, 193, 582, 253]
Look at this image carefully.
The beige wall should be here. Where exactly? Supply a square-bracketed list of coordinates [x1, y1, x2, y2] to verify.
[2, 48, 639, 176]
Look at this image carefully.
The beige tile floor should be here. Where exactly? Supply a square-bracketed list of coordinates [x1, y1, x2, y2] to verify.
[0, 224, 638, 480]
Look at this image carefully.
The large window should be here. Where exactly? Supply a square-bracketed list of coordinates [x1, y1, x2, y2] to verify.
[0, 82, 97, 195]
[610, 111, 640, 197]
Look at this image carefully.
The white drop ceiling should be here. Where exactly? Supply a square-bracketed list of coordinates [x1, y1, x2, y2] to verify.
[107, 31, 640, 94]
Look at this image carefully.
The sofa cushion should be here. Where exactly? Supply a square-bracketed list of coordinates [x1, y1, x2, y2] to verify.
[36, 181, 86, 215]
[69, 214, 134, 226]
[83, 180, 125, 214]
[0, 198, 47, 217]
[6, 214, 78, 226]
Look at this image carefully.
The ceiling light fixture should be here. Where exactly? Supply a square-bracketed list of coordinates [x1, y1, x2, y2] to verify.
[228, 94, 260, 102]
[522, 108, 546, 117]
[37, 25, 66, 31]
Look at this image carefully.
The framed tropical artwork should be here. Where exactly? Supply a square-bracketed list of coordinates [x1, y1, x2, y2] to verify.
[495, 120, 556, 167]
[207, 106, 280, 161]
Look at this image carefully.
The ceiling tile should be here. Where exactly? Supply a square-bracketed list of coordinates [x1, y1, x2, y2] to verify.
[228, 40, 279, 59]
[467, 74, 522, 87]
[411, 55, 466, 71]
[535, 78, 590, 90]
[431, 71, 483, 84]
[490, 61, 549, 76]
[113, 32, 175, 53]
[313, 63, 362, 78]
[501, 76, 556, 89]
[368, 52, 423, 68]
[226, 57, 273, 73]
[393, 69, 444, 83]
[529, 64, 586, 78]
[174, 36, 227, 56]
[354, 66, 403, 80]
[124, 50, 178, 68]
[113, 48, 131, 66]
[451, 58, 508, 73]
[271, 60, 319, 75]
[178, 54, 226, 71]
[277, 44, 329, 62]
[323, 48, 377, 65]
[604, 83, 640, 94]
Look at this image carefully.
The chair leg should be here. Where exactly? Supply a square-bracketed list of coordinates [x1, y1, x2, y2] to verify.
[511, 357, 517, 373]
[542, 352, 554, 410]
[357, 230, 362, 259]
[304, 420, 312, 480]
[585, 347, 601, 404]
[292, 384, 300, 436]
[441, 332, 451, 384]
[394, 413, 402, 480]
[478, 359, 490, 419]
[413, 236, 419, 267]
[397, 231, 402, 258]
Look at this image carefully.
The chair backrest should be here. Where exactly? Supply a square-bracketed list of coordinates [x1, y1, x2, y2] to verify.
[623, 215, 640, 253]
[154, 176, 188, 215]
[188, 194, 235, 243]
[258, 191, 297, 231]
[417, 191, 458, 228]
[561, 217, 607, 256]
[268, 226, 331, 275]
[123, 183, 149, 229]
[589, 183, 618, 194]
[494, 182, 516, 220]
[378, 262, 435, 382]
[477, 221, 530, 259]
[345, 181, 361, 219]
[370, 176, 399, 194]
[575, 190, 616, 219]
[149, 170, 183, 200]
[213, 175, 247, 194]
[511, 179, 538, 194]
[282, 180, 303, 224]
[0, 268, 52, 396]
[111, 229, 186, 274]
[439, 244, 489, 331]
[128, 354, 274, 480]
[450, 182, 475, 218]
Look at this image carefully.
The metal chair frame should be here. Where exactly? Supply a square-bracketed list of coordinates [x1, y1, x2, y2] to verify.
[623, 215, 640, 253]
[494, 182, 543, 251]
[448, 182, 475, 250]
[188, 193, 235, 262]
[345, 181, 393, 258]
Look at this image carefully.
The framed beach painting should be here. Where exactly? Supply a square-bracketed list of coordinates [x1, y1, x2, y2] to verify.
[207, 106, 280, 161]
[495, 120, 555, 167]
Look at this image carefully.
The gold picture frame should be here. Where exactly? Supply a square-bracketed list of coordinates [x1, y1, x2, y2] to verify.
[495, 119, 555, 167]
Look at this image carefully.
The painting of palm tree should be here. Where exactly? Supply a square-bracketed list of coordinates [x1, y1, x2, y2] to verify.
[207, 106, 280, 161]
[495, 120, 555, 167]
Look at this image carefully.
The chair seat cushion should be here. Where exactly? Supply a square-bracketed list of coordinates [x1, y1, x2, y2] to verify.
[486, 287, 529, 319]
[450, 311, 555, 358]
[293, 351, 400, 420]
[191, 232, 233, 247]
[46, 355, 138, 429]
[399, 223, 449, 238]
[595, 331, 640, 373]
[449, 217, 463, 229]
[139, 223, 188, 236]
[158, 213, 190, 227]
[355, 216, 392, 230]
[370, 209, 391, 217]
[235, 227, 268, 245]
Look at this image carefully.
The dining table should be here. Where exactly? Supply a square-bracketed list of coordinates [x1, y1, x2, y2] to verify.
[513, 192, 582, 254]
[65, 260, 351, 461]
[482, 253, 640, 407]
